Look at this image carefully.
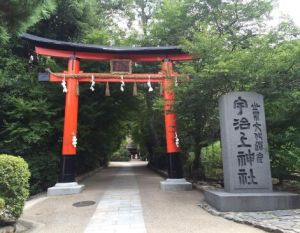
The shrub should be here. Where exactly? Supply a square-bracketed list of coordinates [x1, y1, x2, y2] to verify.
[110, 147, 130, 161]
[0, 154, 30, 224]
[184, 141, 223, 181]
[26, 155, 57, 195]
[202, 141, 223, 180]
[0, 199, 4, 210]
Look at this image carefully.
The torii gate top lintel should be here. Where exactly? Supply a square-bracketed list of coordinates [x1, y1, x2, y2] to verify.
[21, 33, 193, 62]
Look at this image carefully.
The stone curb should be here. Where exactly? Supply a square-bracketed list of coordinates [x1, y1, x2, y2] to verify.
[147, 165, 168, 178]
[0, 225, 15, 233]
[27, 191, 47, 201]
[76, 166, 103, 182]
[198, 201, 295, 233]
[17, 218, 45, 233]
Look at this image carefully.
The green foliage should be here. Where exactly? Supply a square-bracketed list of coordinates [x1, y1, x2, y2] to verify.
[0, 0, 299, 196]
[26, 156, 57, 195]
[30, 0, 97, 41]
[184, 142, 222, 180]
[153, 0, 300, 181]
[202, 142, 223, 180]
[0, 26, 9, 45]
[0, 51, 60, 195]
[0, 0, 56, 39]
[0, 0, 61, 195]
[149, 0, 195, 45]
[269, 127, 300, 180]
[76, 84, 142, 173]
[0, 154, 30, 223]
[0, 0, 145, 194]
[0, 199, 4, 210]
[130, 89, 167, 170]
[110, 147, 130, 162]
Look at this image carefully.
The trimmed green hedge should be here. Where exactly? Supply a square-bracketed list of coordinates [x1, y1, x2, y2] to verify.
[0, 154, 30, 223]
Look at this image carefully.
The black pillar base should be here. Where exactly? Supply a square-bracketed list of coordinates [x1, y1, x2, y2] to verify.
[167, 152, 183, 178]
[58, 155, 77, 182]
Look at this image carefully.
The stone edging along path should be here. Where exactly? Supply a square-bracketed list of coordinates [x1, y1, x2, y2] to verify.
[199, 201, 300, 233]
[0, 225, 15, 233]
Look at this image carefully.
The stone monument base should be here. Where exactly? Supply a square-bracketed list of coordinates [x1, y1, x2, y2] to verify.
[160, 178, 192, 191]
[204, 189, 300, 212]
[47, 182, 84, 196]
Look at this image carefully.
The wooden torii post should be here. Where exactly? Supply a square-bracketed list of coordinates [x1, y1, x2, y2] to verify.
[22, 33, 193, 195]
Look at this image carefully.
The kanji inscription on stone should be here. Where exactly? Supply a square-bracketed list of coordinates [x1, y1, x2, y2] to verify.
[219, 92, 272, 193]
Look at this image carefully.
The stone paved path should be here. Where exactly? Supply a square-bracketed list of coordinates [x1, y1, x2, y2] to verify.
[20, 161, 265, 233]
[84, 165, 146, 233]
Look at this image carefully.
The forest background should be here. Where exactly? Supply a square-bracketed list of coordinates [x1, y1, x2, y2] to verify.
[0, 0, 299, 195]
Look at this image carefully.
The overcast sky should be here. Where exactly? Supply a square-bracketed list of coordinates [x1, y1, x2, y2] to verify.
[274, 0, 300, 26]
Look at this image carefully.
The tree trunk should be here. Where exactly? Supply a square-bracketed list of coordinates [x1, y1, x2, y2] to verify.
[145, 94, 160, 148]
[192, 142, 206, 181]
[143, 94, 161, 168]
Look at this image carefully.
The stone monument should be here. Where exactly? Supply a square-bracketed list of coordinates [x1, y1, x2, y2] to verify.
[204, 92, 300, 211]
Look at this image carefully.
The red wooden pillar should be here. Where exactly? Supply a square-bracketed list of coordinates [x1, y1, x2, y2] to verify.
[162, 59, 183, 178]
[59, 57, 80, 182]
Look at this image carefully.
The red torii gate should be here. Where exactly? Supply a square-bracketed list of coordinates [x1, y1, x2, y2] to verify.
[22, 33, 193, 195]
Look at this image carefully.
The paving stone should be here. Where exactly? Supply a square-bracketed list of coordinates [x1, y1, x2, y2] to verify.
[277, 216, 298, 220]
[84, 166, 147, 233]
[242, 213, 274, 219]
[275, 222, 296, 230]
[273, 210, 296, 217]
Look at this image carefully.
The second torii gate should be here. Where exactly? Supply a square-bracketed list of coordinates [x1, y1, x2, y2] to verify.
[22, 33, 193, 195]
